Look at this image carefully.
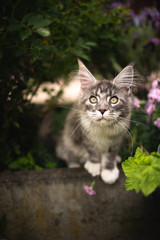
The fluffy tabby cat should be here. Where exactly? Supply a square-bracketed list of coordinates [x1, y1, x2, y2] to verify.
[56, 59, 136, 184]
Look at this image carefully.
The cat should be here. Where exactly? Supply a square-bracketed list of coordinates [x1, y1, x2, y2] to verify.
[56, 59, 135, 184]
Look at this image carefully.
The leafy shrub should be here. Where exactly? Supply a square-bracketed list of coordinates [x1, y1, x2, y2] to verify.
[0, 0, 131, 170]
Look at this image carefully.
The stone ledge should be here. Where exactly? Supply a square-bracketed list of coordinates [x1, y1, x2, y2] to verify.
[0, 168, 160, 240]
[0, 168, 91, 184]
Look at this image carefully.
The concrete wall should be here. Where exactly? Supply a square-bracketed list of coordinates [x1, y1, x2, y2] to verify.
[0, 168, 160, 240]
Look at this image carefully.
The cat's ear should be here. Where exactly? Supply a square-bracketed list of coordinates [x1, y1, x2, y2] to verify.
[77, 59, 96, 92]
[113, 64, 134, 93]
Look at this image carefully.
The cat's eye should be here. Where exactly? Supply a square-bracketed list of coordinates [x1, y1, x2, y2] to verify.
[110, 96, 119, 104]
[89, 96, 98, 104]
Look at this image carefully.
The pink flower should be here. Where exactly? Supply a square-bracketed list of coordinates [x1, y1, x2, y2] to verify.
[84, 185, 96, 195]
[154, 118, 160, 128]
[148, 88, 160, 103]
[152, 78, 160, 88]
[145, 103, 156, 115]
[133, 96, 140, 108]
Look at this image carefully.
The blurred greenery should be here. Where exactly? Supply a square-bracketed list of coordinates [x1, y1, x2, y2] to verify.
[0, 0, 160, 171]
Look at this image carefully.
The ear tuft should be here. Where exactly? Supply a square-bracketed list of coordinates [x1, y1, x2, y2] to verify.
[77, 59, 96, 92]
[113, 65, 134, 89]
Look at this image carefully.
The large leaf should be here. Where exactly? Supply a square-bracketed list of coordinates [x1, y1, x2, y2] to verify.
[122, 147, 160, 196]
[26, 14, 52, 29]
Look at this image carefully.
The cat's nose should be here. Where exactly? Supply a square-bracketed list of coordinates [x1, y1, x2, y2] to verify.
[99, 109, 106, 115]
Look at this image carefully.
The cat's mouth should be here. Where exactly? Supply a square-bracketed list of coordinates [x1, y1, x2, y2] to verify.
[97, 116, 115, 123]
[97, 117, 107, 122]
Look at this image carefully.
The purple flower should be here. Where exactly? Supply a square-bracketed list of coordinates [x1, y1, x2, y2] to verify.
[148, 88, 160, 103]
[130, 11, 135, 19]
[150, 37, 160, 46]
[154, 118, 160, 128]
[133, 96, 140, 108]
[145, 8, 154, 21]
[145, 103, 156, 115]
[155, 11, 160, 21]
[84, 185, 96, 195]
[152, 78, 160, 89]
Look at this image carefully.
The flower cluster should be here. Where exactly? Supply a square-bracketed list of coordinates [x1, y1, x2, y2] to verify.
[145, 78, 160, 128]
[131, 7, 160, 31]
[130, 7, 160, 47]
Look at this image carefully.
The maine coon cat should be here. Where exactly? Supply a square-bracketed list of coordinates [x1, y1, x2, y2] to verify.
[56, 59, 135, 184]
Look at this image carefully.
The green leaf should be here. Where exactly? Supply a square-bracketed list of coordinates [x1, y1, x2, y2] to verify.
[69, 48, 90, 60]
[35, 165, 43, 170]
[20, 29, 32, 41]
[35, 28, 51, 37]
[122, 147, 160, 196]
[26, 14, 52, 29]
[158, 145, 160, 154]
[8, 153, 42, 170]
[153, 109, 160, 121]
[86, 41, 97, 47]
[45, 162, 57, 169]
[27, 14, 43, 26]
[33, 19, 52, 29]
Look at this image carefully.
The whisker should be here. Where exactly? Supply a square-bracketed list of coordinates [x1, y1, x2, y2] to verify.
[114, 118, 134, 155]
[118, 116, 147, 127]
[59, 105, 83, 114]
[65, 120, 82, 145]
[66, 113, 79, 121]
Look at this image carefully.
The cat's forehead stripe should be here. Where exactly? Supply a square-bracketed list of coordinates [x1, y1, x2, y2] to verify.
[93, 80, 113, 95]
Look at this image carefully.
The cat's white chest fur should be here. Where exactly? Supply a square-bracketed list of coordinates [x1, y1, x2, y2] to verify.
[81, 116, 119, 152]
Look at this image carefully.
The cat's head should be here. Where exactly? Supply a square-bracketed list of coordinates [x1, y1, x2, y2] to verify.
[77, 59, 136, 125]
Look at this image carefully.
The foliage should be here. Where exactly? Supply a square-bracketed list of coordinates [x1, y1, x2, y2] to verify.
[0, 0, 160, 171]
[0, 0, 131, 170]
[122, 147, 160, 197]
[8, 152, 42, 170]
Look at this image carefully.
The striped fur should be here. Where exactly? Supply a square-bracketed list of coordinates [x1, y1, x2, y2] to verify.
[56, 60, 135, 184]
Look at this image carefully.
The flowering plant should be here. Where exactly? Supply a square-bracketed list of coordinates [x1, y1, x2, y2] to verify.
[121, 75, 160, 197]
[145, 78, 160, 128]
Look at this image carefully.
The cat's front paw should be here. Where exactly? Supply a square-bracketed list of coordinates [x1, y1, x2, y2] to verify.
[101, 167, 119, 184]
[84, 161, 101, 177]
